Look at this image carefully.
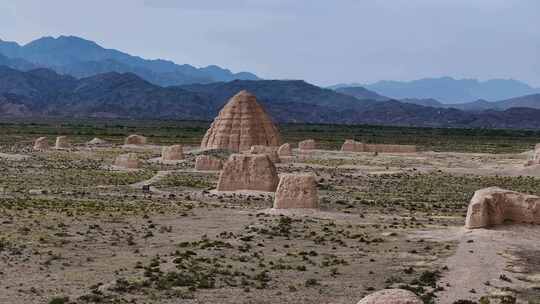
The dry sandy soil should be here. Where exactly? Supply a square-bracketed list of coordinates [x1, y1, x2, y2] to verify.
[1, 145, 539, 304]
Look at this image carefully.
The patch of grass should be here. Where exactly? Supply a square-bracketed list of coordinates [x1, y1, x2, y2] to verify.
[2, 118, 540, 153]
[352, 172, 540, 216]
[48, 297, 69, 304]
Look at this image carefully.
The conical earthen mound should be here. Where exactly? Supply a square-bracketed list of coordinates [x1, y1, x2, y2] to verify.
[201, 90, 281, 152]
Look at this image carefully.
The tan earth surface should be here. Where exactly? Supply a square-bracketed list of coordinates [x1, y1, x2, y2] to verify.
[1, 142, 539, 304]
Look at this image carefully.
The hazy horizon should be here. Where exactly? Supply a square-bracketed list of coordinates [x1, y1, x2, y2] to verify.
[1, 0, 539, 87]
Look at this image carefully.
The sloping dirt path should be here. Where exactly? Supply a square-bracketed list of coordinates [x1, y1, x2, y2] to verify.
[419, 225, 540, 303]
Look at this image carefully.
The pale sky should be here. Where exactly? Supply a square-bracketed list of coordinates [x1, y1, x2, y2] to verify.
[1, 0, 539, 86]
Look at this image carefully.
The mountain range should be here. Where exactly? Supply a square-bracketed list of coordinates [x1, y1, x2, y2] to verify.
[332, 77, 540, 103]
[3, 66, 540, 129]
[0, 36, 258, 86]
[0, 66, 363, 122]
[2, 35, 540, 129]
[334, 85, 540, 112]
[399, 95, 540, 112]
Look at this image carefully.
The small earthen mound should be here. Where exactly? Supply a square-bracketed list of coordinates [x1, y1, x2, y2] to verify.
[357, 289, 423, 304]
[33, 137, 49, 151]
[162, 145, 184, 161]
[200, 90, 281, 152]
[298, 139, 316, 150]
[250, 145, 280, 163]
[125, 134, 147, 145]
[87, 137, 107, 146]
[217, 154, 278, 192]
[55, 136, 69, 149]
[273, 174, 318, 209]
[195, 155, 223, 171]
[114, 153, 139, 169]
[465, 187, 540, 229]
[278, 143, 292, 157]
[526, 149, 540, 166]
[341, 139, 364, 152]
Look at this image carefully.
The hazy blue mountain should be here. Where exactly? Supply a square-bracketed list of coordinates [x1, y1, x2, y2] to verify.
[363, 77, 539, 103]
[334, 86, 448, 106]
[444, 95, 540, 112]
[401, 94, 540, 112]
[495, 94, 540, 110]
[0, 66, 76, 105]
[400, 98, 444, 108]
[334, 86, 389, 101]
[0, 35, 259, 86]
[0, 39, 21, 58]
[445, 99, 499, 111]
[327, 83, 364, 90]
[179, 79, 366, 110]
[0, 53, 36, 71]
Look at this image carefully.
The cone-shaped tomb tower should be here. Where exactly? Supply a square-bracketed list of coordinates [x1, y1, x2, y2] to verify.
[201, 90, 281, 152]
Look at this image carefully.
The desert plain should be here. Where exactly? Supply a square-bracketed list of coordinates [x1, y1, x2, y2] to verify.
[0, 119, 539, 304]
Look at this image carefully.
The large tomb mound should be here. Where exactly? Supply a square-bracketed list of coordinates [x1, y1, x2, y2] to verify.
[200, 90, 281, 152]
[217, 153, 278, 192]
[162, 145, 184, 161]
[250, 145, 280, 163]
[273, 174, 319, 209]
[341, 139, 364, 152]
[55, 136, 69, 149]
[114, 153, 140, 169]
[195, 155, 223, 171]
[298, 139, 316, 150]
[277, 143, 292, 157]
[125, 134, 147, 145]
[33, 137, 49, 151]
[466, 187, 540, 228]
